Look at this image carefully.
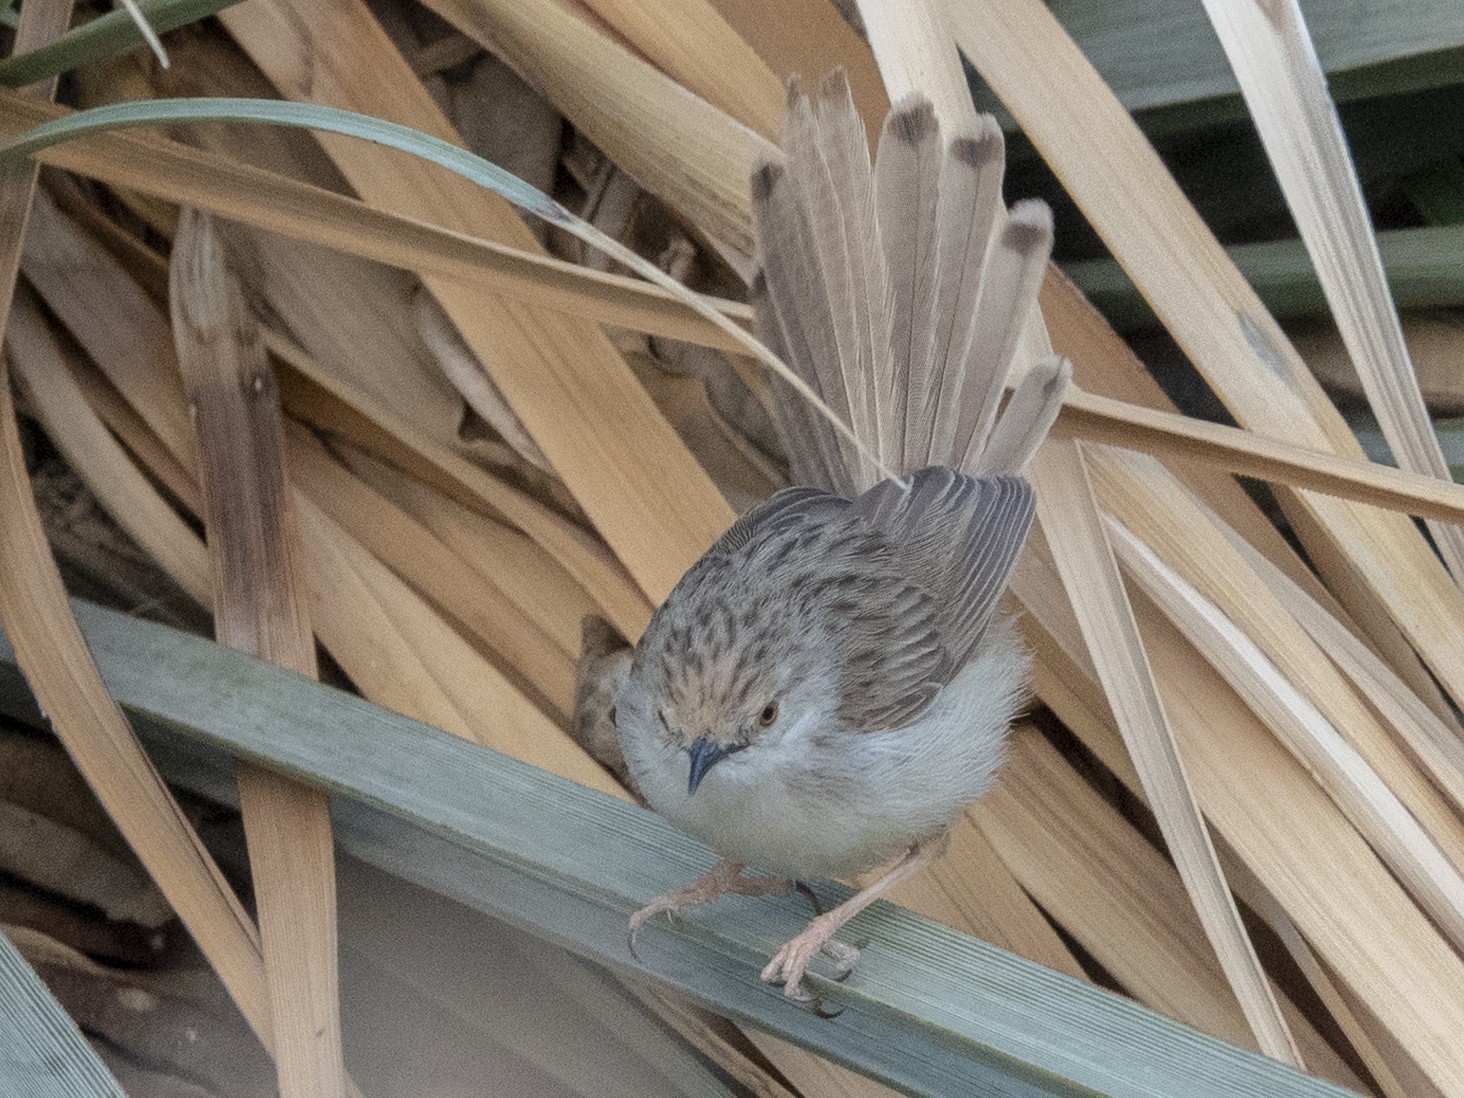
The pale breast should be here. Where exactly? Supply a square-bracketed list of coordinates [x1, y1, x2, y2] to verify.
[621, 632, 1027, 880]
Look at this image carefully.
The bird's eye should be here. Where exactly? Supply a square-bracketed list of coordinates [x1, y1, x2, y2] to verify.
[759, 701, 779, 728]
[608, 706, 617, 727]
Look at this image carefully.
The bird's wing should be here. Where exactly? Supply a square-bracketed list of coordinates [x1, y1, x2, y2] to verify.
[709, 485, 851, 557]
[850, 468, 1034, 669]
[828, 553, 954, 732]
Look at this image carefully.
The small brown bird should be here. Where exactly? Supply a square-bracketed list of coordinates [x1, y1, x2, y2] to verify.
[617, 71, 1070, 1005]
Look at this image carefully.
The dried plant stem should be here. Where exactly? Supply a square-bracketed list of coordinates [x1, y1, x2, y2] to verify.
[6, 290, 210, 603]
[1019, 536, 1464, 1093]
[27, 197, 619, 793]
[575, 0, 783, 137]
[1042, 264, 1462, 732]
[1216, 521, 1464, 815]
[1055, 385, 1464, 526]
[220, 0, 736, 602]
[1029, 441, 1301, 1067]
[424, 0, 772, 253]
[1089, 447, 1464, 884]
[16, 196, 626, 797]
[0, 297, 272, 1051]
[170, 208, 347, 1098]
[266, 334, 654, 641]
[1109, 516, 1464, 954]
[1201, 0, 1464, 583]
[0, 88, 752, 353]
[0, 0, 271, 1052]
[285, 422, 577, 724]
[975, 727, 1360, 1086]
[336, 444, 596, 660]
[1222, 845, 1424, 1098]
[10, 92, 1464, 532]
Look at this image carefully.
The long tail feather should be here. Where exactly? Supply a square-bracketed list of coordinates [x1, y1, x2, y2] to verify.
[750, 267, 841, 490]
[977, 356, 1073, 476]
[811, 72, 894, 483]
[779, 77, 890, 487]
[751, 159, 859, 490]
[946, 199, 1053, 469]
[780, 89, 860, 436]
[875, 97, 942, 470]
[914, 117, 1006, 469]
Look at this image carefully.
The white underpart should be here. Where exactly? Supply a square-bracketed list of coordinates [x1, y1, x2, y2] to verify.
[619, 625, 1027, 880]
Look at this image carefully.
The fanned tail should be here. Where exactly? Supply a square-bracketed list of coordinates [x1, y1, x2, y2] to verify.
[752, 72, 1068, 490]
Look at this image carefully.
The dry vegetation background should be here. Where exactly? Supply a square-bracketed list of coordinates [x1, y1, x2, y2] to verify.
[3, 0, 1464, 1096]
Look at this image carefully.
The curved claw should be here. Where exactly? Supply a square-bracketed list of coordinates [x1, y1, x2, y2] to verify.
[782, 977, 816, 1003]
[772, 974, 843, 1018]
[793, 880, 824, 917]
[627, 907, 683, 964]
[811, 997, 844, 1020]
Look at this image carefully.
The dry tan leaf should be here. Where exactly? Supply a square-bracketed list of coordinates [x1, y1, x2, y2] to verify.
[270, 337, 654, 641]
[947, 0, 1464, 728]
[1018, 532, 1464, 1091]
[975, 727, 1362, 1089]
[1201, 0, 1464, 581]
[1108, 516, 1464, 955]
[424, 0, 773, 253]
[220, 0, 737, 603]
[7, 289, 210, 603]
[335, 442, 599, 658]
[171, 208, 348, 1098]
[0, 0, 272, 1054]
[288, 423, 577, 724]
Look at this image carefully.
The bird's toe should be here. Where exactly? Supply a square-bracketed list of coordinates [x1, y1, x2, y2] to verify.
[762, 937, 821, 1002]
[821, 938, 861, 980]
[627, 896, 687, 962]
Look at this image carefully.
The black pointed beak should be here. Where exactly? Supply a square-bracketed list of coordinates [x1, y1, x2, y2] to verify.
[686, 736, 739, 795]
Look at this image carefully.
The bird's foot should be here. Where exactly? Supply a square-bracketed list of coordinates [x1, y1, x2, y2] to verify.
[628, 860, 794, 960]
[627, 893, 691, 960]
[760, 912, 861, 1009]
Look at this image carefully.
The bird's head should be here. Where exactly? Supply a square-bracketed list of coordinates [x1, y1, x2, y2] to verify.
[617, 560, 838, 796]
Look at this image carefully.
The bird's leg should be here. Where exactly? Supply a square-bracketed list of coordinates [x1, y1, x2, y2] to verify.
[628, 859, 795, 959]
[761, 839, 941, 1004]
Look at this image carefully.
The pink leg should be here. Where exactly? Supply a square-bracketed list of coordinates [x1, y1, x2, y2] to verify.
[761, 840, 940, 1003]
[628, 858, 795, 958]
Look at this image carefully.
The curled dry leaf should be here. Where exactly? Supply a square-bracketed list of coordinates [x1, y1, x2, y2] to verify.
[412, 286, 554, 473]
